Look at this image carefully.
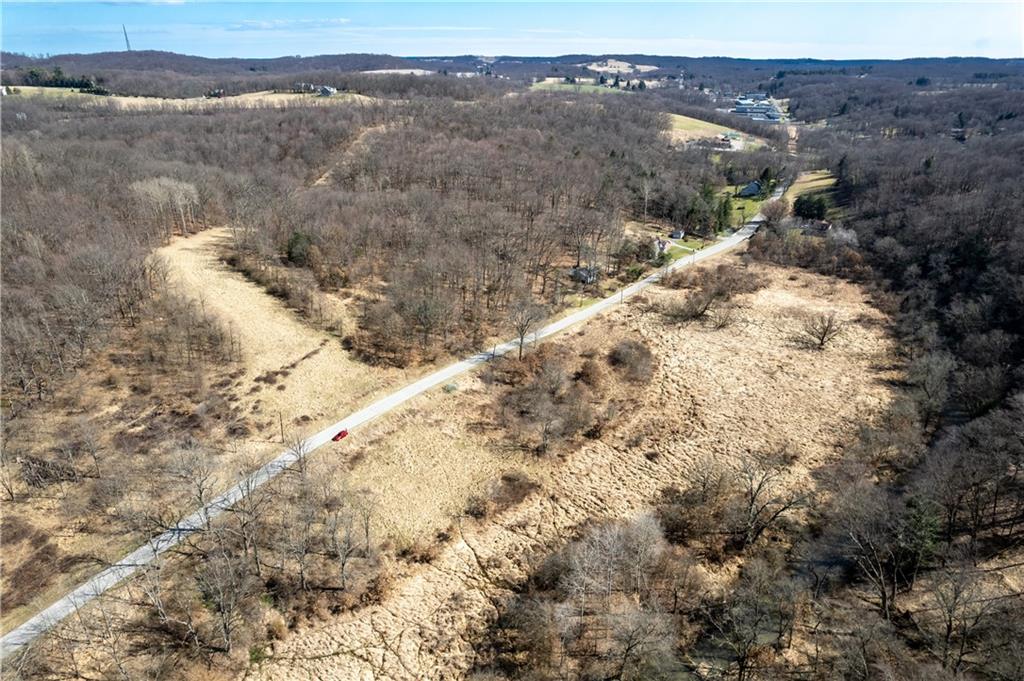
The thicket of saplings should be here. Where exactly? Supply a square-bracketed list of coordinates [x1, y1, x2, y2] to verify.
[467, 77, 1024, 681]
[485, 337, 655, 457]
[225, 95, 787, 367]
[472, 417, 1024, 680]
[0, 278, 243, 602]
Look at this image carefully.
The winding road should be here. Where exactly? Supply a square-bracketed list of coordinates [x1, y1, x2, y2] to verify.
[0, 184, 785, 659]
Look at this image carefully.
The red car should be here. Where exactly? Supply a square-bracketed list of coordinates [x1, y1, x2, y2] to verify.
[331, 429, 349, 442]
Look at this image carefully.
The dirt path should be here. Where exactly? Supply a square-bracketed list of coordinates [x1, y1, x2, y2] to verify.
[254, 262, 897, 680]
[157, 228, 406, 440]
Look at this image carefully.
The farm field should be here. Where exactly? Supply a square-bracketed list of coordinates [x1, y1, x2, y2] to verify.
[586, 59, 659, 73]
[668, 111, 734, 138]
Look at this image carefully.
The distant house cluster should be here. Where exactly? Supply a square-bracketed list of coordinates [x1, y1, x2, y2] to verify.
[732, 92, 783, 122]
[542, 75, 662, 91]
[291, 82, 338, 96]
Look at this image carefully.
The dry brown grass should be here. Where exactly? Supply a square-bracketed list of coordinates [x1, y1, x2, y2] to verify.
[251, 256, 897, 679]
[7, 247, 898, 679]
[11, 87, 377, 111]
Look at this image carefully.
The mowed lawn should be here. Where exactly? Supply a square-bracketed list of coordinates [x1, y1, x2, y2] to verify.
[722, 185, 767, 227]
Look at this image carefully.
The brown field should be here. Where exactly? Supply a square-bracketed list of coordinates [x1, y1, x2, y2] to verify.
[251, 254, 897, 679]
[665, 112, 766, 150]
[156, 228, 414, 425]
[8, 86, 376, 110]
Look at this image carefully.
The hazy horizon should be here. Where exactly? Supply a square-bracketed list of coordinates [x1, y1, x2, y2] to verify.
[3, 1, 1022, 61]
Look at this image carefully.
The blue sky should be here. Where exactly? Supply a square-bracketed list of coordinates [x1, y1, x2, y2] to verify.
[2, 2, 1021, 60]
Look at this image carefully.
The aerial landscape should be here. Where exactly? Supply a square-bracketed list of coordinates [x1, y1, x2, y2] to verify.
[1, 1, 1022, 679]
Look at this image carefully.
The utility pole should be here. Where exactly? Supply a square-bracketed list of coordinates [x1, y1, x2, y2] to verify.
[122, 25, 132, 51]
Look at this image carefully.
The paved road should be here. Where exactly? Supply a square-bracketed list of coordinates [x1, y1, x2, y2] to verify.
[0, 184, 784, 659]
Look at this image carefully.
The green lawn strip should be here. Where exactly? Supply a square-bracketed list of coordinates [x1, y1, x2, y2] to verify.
[675, 238, 709, 251]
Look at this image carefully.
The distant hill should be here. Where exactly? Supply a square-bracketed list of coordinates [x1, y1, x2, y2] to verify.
[3, 50, 1020, 99]
[5, 50, 1022, 79]
[0, 50, 413, 75]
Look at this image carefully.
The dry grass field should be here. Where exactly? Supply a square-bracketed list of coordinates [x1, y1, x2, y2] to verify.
[250, 254, 898, 679]
[8, 86, 376, 110]
[783, 169, 838, 202]
[156, 228, 421, 423]
[666, 112, 765, 149]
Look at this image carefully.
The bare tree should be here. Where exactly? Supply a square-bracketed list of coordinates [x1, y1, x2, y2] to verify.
[194, 548, 255, 653]
[832, 480, 907, 620]
[800, 311, 845, 349]
[732, 453, 806, 549]
[760, 199, 789, 232]
[924, 559, 990, 672]
[509, 296, 547, 360]
[137, 560, 203, 653]
[601, 602, 672, 680]
[172, 439, 218, 531]
[227, 464, 273, 578]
